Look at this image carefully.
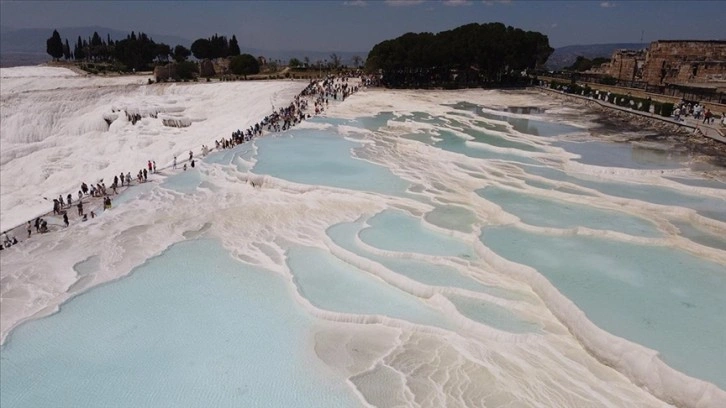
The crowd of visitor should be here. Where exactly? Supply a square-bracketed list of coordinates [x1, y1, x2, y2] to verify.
[672, 101, 717, 124]
[1, 74, 366, 250]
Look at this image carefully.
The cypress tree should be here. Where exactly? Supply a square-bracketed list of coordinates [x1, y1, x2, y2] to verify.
[46, 30, 64, 60]
[74, 36, 86, 60]
[63, 39, 71, 60]
[229, 35, 241, 56]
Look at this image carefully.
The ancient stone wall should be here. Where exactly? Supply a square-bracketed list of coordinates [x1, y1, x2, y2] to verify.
[154, 63, 176, 82]
[608, 50, 645, 81]
[212, 58, 231, 75]
[199, 59, 216, 77]
[641, 41, 726, 85]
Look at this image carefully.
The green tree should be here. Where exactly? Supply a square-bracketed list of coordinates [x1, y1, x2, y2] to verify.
[63, 39, 71, 60]
[155, 43, 171, 62]
[365, 22, 552, 88]
[329, 53, 341, 69]
[209, 34, 228, 58]
[173, 45, 191, 62]
[564, 56, 593, 72]
[175, 61, 199, 80]
[74, 36, 85, 60]
[113, 31, 165, 71]
[88, 31, 103, 60]
[191, 38, 211, 59]
[229, 54, 260, 76]
[288, 58, 302, 68]
[192, 34, 240, 59]
[352, 55, 362, 68]
[46, 30, 64, 60]
[229, 35, 241, 56]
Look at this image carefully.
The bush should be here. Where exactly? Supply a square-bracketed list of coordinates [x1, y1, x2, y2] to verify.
[230, 54, 260, 76]
[658, 102, 674, 117]
[175, 61, 199, 80]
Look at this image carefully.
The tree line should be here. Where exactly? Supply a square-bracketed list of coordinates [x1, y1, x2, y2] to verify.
[47, 29, 184, 71]
[46, 29, 258, 76]
[365, 22, 553, 89]
[563, 56, 611, 72]
[190, 34, 240, 59]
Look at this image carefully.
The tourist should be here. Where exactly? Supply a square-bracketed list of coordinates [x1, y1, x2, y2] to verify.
[63, 213, 69, 227]
[191, 159, 195, 168]
[703, 109, 712, 124]
[77, 201, 84, 216]
[173, 156, 177, 169]
[27, 221, 32, 238]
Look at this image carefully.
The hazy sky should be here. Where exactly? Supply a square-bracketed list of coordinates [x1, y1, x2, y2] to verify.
[1, 0, 724, 51]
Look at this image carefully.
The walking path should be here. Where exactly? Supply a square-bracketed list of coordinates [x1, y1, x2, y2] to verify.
[0, 74, 364, 251]
[540, 87, 726, 144]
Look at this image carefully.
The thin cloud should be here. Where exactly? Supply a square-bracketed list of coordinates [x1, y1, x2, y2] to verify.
[385, 0, 425, 6]
[343, 0, 367, 6]
[600, 1, 616, 8]
[444, 0, 473, 6]
[551, 23, 558, 28]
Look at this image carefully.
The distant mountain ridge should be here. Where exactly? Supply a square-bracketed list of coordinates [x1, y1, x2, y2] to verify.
[545, 43, 648, 70]
[0, 25, 367, 68]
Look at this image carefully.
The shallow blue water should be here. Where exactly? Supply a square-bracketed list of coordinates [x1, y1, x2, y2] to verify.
[448, 101, 583, 137]
[359, 210, 476, 259]
[394, 112, 542, 152]
[404, 129, 540, 165]
[478, 186, 662, 237]
[555, 140, 692, 169]
[4, 90, 725, 403]
[0, 239, 359, 408]
[517, 164, 726, 223]
[446, 294, 541, 334]
[253, 129, 410, 195]
[287, 246, 452, 330]
[160, 168, 201, 194]
[113, 181, 157, 206]
[482, 227, 726, 389]
[424, 204, 477, 233]
[327, 221, 522, 300]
